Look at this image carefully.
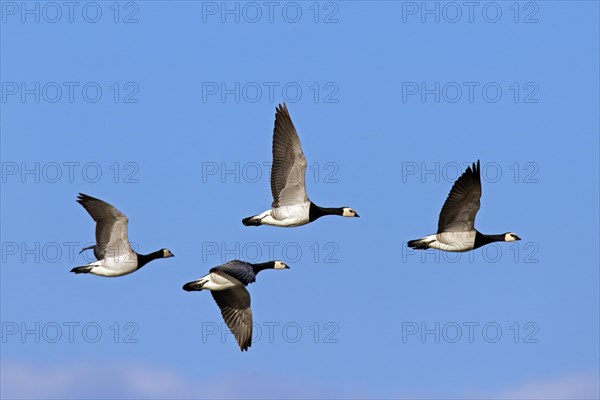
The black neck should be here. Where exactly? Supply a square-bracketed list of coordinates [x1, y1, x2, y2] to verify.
[474, 232, 505, 249]
[136, 250, 164, 269]
[309, 203, 344, 222]
[251, 261, 276, 275]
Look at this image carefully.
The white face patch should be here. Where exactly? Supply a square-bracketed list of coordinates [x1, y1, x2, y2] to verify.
[504, 233, 518, 242]
[342, 208, 357, 217]
[274, 260, 287, 269]
[163, 249, 174, 258]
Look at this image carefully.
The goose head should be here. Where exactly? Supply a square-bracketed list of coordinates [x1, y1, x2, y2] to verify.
[503, 233, 521, 242]
[162, 249, 175, 258]
[342, 207, 360, 218]
[274, 260, 290, 270]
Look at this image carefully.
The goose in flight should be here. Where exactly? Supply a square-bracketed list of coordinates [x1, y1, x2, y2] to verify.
[407, 160, 520, 252]
[71, 193, 174, 277]
[242, 104, 359, 227]
[183, 260, 289, 351]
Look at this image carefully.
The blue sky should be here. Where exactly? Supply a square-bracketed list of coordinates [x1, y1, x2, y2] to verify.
[1, 1, 599, 398]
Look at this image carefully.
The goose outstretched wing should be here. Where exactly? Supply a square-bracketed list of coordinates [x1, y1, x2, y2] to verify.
[77, 193, 131, 260]
[211, 283, 253, 351]
[437, 160, 482, 233]
[270, 104, 309, 207]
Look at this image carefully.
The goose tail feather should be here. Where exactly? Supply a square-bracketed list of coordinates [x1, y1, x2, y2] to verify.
[407, 237, 435, 250]
[71, 265, 94, 274]
[242, 215, 262, 226]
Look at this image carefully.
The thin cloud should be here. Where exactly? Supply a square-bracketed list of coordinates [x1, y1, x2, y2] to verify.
[1, 360, 194, 399]
[2, 360, 598, 399]
[0, 360, 358, 399]
[489, 372, 600, 400]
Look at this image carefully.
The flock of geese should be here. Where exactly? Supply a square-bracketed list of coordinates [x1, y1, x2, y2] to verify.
[71, 103, 520, 351]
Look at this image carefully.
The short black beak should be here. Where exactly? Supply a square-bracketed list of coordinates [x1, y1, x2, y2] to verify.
[514, 235, 521, 241]
[182, 281, 202, 292]
[285, 266, 290, 269]
[171, 253, 175, 257]
[355, 213, 360, 218]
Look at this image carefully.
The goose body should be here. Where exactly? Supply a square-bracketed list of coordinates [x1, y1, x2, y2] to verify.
[408, 161, 520, 252]
[71, 193, 174, 277]
[242, 104, 359, 227]
[183, 260, 289, 351]
[248, 201, 311, 227]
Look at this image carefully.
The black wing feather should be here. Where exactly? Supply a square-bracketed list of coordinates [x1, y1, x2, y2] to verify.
[437, 160, 482, 233]
[211, 287, 253, 351]
[210, 260, 256, 286]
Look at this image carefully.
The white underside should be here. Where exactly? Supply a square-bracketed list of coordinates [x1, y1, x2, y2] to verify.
[254, 202, 311, 227]
[194, 273, 238, 291]
[421, 232, 477, 252]
[87, 253, 138, 277]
